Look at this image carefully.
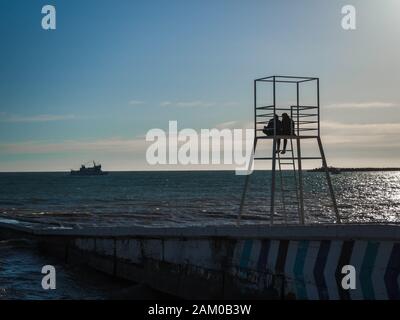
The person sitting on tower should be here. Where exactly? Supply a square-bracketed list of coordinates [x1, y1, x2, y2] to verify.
[263, 114, 282, 153]
[280, 112, 295, 154]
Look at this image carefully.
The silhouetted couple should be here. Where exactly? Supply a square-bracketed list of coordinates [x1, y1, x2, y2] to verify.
[263, 113, 295, 154]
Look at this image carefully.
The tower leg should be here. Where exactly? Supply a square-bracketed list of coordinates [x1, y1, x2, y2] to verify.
[317, 137, 341, 224]
[296, 138, 305, 224]
[277, 152, 288, 225]
[270, 137, 277, 225]
[237, 138, 258, 225]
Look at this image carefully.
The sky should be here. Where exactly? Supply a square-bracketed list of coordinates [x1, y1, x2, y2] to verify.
[0, 0, 399, 171]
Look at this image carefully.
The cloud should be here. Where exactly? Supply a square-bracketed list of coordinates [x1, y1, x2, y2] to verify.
[160, 101, 172, 107]
[321, 121, 400, 148]
[160, 100, 216, 108]
[1, 121, 400, 170]
[0, 114, 76, 123]
[222, 102, 240, 107]
[325, 102, 396, 109]
[211, 119, 400, 148]
[159, 100, 241, 108]
[129, 100, 145, 105]
[0, 138, 147, 155]
[215, 120, 252, 130]
[322, 121, 400, 135]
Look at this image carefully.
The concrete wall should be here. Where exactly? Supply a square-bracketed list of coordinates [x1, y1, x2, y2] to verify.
[72, 237, 282, 299]
[72, 236, 400, 300]
[2, 221, 400, 299]
[233, 238, 400, 300]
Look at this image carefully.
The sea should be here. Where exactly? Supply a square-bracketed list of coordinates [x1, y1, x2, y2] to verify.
[0, 170, 400, 299]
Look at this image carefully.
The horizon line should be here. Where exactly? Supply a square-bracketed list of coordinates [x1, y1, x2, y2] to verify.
[1, 167, 400, 174]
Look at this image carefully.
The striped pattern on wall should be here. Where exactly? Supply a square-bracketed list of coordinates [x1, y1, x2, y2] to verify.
[234, 239, 400, 300]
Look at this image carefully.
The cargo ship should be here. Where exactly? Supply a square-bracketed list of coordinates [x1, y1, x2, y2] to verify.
[70, 161, 108, 176]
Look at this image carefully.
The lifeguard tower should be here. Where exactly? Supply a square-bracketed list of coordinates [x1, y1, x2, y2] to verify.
[238, 76, 340, 225]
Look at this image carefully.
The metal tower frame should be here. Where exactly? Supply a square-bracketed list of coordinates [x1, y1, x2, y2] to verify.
[238, 75, 341, 225]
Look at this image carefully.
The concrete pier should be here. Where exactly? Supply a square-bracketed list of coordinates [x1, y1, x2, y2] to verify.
[1, 219, 400, 300]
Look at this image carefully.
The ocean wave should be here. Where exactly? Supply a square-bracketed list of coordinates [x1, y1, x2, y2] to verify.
[0, 171, 399, 225]
[0, 238, 35, 249]
[0, 201, 22, 206]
